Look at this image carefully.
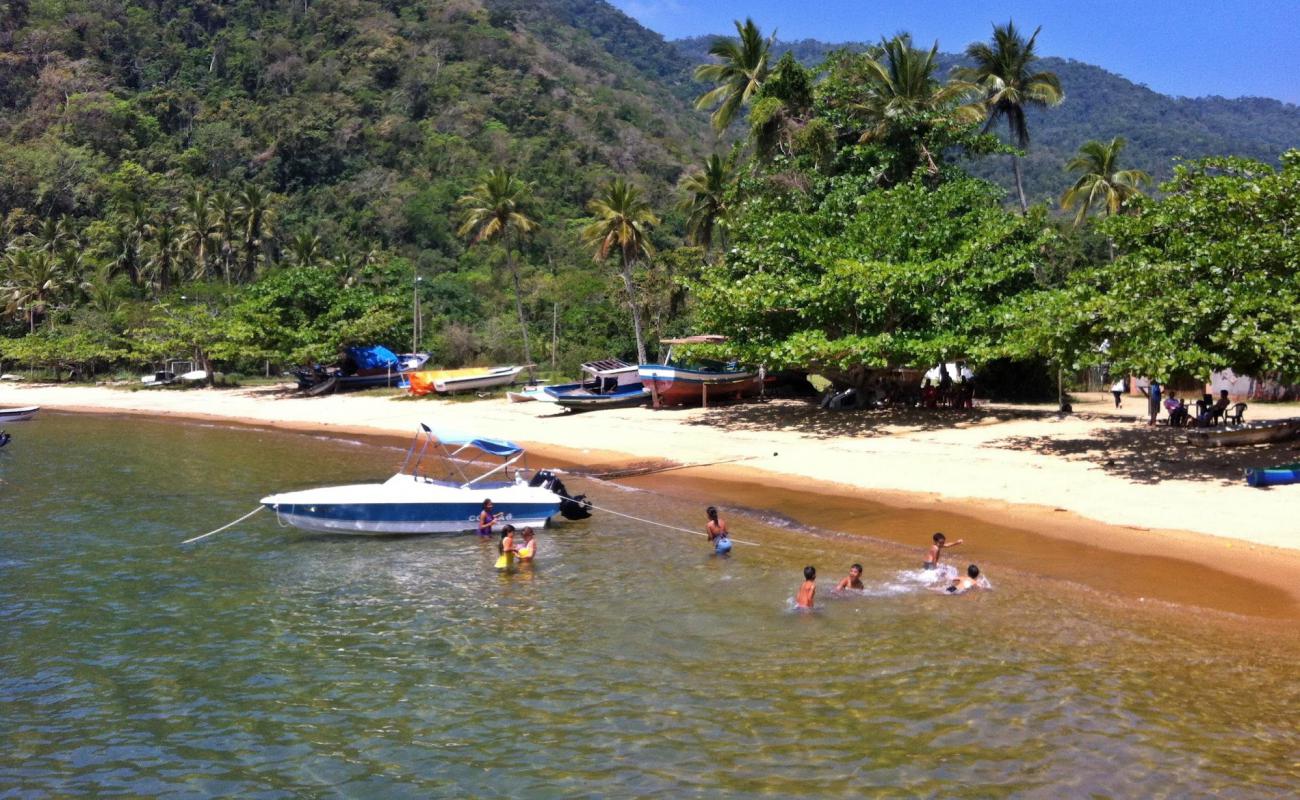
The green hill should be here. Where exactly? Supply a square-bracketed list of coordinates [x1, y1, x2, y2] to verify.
[673, 36, 1300, 204]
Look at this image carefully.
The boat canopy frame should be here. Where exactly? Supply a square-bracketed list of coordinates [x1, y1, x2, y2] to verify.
[398, 423, 529, 488]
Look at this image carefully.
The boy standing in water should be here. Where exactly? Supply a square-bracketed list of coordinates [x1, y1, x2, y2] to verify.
[835, 564, 864, 591]
[796, 566, 817, 608]
[924, 532, 963, 570]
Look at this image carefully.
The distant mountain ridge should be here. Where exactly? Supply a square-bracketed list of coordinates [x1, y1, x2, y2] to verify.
[672, 36, 1300, 203]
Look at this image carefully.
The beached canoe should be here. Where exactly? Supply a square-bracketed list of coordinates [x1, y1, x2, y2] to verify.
[1245, 462, 1300, 488]
[1186, 419, 1300, 448]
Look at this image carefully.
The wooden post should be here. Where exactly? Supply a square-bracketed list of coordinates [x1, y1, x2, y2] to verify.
[651, 381, 660, 409]
[702, 382, 708, 408]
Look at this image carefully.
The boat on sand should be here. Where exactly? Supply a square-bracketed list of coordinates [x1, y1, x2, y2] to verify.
[1186, 418, 1300, 448]
[407, 365, 526, 395]
[260, 424, 591, 535]
[546, 359, 650, 411]
[638, 336, 762, 407]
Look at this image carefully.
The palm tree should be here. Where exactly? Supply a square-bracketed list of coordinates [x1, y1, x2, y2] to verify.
[581, 178, 659, 365]
[179, 189, 221, 280]
[211, 189, 240, 282]
[288, 231, 323, 267]
[1060, 137, 1151, 225]
[235, 184, 273, 282]
[852, 34, 980, 174]
[693, 18, 774, 132]
[953, 21, 1063, 212]
[4, 248, 65, 332]
[457, 169, 540, 366]
[144, 217, 182, 294]
[677, 154, 733, 252]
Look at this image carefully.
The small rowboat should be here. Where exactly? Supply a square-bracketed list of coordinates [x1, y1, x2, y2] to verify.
[1245, 462, 1300, 488]
[1186, 419, 1300, 448]
[433, 365, 526, 394]
[548, 383, 651, 411]
[0, 406, 39, 422]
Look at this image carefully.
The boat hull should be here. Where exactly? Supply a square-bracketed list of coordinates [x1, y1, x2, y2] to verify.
[434, 366, 525, 393]
[261, 475, 561, 535]
[637, 365, 761, 406]
[1187, 420, 1300, 448]
[1246, 462, 1300, 488]
[0, 406, 39, 422]
[547, 384, 651, 411]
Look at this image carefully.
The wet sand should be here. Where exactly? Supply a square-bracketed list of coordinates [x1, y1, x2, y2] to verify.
[5, 382, 1300, 621]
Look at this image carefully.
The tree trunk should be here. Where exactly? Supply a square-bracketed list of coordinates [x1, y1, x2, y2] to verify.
[1012, 154, 1028, 214]
[619, 255, 648, 365]
[508, 251, 533, 367]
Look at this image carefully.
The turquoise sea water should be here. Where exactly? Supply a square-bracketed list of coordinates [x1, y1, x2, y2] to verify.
[2, 413, 1298, 797]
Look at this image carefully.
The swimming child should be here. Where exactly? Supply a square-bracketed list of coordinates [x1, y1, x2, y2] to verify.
[516, 527, 536, 562]
[923, 532, 963, 570]
[705, 506, 733, 556]
[945, 564, 986, 594]
[796, 566, 816, 609]
[494, 524, 517, 570]
[835, 563, 864, 591]
[477, 499, 503, 537]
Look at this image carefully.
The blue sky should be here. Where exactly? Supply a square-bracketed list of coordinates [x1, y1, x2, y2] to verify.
[610, 0, 1300, 104]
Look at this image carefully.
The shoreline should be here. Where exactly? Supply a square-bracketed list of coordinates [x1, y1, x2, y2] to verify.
[6, 382, 1300, 620]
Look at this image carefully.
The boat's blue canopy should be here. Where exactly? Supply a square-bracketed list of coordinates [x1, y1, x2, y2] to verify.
[346, 345, 399, 370]
[420, 424, 523, 457]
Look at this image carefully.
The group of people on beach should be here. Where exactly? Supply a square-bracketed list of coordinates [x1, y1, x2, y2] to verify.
[707, 508, 988, 608]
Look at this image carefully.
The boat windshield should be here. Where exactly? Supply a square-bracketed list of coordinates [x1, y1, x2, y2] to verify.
[398, 424, 527, 487]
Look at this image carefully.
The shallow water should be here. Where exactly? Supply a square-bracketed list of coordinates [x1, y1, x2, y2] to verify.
[2, 413, 1298, 797]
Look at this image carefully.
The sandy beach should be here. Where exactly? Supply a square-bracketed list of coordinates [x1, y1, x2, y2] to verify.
[5, 382, 1300, 618]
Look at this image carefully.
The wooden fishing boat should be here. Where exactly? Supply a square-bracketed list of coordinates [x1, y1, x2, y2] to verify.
[407, 367, 497, 397]
[638, 336, 762, 407]
[0, 405, 39, 422]
[545, 359, 648, 411]
[1245, 462, 1300, 488]
[1187, 418, 1300, 448]
[292, 346, 429, 393]
[408, 365, 527, 394]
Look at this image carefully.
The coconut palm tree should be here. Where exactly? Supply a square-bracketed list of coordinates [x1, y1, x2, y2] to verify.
[211, 189, 240, 282]
[694, 18, 774, 132]
[179, 189, 221, 280]
[144, 217, 182, 295]
[235, 184, 273, 282]
[581, 178, 659, 365]
[287, 231, 323, 267]
[851, 34, 981, 176]
[677, 154, 733, 252]
[1060, 137, 1151, 225]
[4, 248, 66, 332]
[953, 21, 1063, 212]
[457, 169, 540, 366]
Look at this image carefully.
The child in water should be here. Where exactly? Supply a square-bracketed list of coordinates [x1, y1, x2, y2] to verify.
[796, 566, 816, 608]
[494, 524, 517, 571]
[516, 527, 536, 562]
[477, 499, 503, 537]
[924, 532, 963, 570]
[835, 563, 864, 591]
[945, 564, 988, 594]
[705, 506, 732, 556]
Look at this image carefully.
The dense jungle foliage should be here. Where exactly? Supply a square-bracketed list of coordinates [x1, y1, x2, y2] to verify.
[2, 1, 1297, 390]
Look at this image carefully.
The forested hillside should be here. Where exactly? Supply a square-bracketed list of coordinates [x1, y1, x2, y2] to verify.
[0, 0, 708, 373]
[674, 36, 1300, 204]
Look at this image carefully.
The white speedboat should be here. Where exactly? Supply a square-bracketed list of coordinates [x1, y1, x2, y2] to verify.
[260, 424, 590, 535]
[0, 406, 39, 422]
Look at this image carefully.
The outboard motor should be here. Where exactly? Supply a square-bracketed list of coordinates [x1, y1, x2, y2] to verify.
[530, 470, 592, 520]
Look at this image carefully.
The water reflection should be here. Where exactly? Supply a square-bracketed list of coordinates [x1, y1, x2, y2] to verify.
[0, 413, 1297, 797]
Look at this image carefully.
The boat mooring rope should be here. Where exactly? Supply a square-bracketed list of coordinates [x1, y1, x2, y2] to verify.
[560, 495, 758, 546]
[181, 506, 264, 545]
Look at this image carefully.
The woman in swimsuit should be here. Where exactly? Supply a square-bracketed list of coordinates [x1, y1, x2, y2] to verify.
[477, 499, 500, 537]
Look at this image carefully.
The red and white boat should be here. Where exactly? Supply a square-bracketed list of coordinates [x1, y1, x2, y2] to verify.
[638, 336, 762, 407]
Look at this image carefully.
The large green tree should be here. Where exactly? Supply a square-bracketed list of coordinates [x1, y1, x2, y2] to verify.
[457, 169, 540, 366]
[954, 21, 1063, 212]
[581, 179, 660, 365]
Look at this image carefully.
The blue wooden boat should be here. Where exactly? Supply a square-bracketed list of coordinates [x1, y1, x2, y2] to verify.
[1245, 462, 1300, 488]
[544, 359, 650, 411]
